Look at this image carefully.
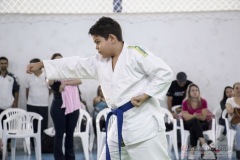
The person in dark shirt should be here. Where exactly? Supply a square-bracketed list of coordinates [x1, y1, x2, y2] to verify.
[48, 53, 82, 160]
[166, 72, 192, 118]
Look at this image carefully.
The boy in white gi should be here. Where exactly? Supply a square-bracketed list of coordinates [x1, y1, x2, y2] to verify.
[27, 17, 173, 160]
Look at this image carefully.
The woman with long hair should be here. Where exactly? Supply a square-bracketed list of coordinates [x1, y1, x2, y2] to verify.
[49, 53, 82, 160]
[181, 83, 211, 159]
[217, 86, 233, 141]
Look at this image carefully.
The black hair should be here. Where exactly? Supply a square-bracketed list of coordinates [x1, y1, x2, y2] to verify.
[221, 86, 233, 103]
[29, 58, 41, 63]
[88, 17, 123, 41]
[0, 56, 8, 62]
[51, 53, 62, 60]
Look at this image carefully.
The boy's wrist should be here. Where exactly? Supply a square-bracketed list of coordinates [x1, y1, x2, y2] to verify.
[143, 94, 151, 101]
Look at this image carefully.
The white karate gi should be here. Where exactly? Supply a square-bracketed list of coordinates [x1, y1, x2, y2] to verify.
[43, 43, 173, 160]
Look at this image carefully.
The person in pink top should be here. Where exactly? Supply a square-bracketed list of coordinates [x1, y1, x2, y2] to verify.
[181, 83, 211, 159]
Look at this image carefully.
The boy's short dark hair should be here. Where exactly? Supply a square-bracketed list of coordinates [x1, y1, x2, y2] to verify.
[30, 58, 41, 63]
[88, 17, 123, 41]
[0, 56, 8, 62]
[51, 53, 62, 60]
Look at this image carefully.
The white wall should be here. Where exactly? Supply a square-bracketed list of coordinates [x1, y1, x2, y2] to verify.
[0, 12, 240, 122]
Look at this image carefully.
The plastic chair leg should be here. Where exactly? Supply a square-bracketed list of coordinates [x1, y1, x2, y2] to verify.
[82, 136, 89, 160]
[11, 138, 17, 160]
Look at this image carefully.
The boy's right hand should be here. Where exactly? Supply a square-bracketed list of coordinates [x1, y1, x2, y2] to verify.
[26, 62, 43, 74]
[131, 93, 151, 107]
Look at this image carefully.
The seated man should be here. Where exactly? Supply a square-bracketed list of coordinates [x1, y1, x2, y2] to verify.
[166, 72, 192, 118]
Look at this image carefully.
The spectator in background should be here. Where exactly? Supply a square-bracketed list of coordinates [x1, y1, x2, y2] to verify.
[48, 53, 82, 160]
[181, 83, 212, 159]
[92, 85, 108, 135]
[0, 56, 19, 110]
[217, 86, 234, 141]
[167, 72, 192, 118]
[26, 58, 51, 147]
[0, 56, 19, 151]
[226, 82, 240, 160]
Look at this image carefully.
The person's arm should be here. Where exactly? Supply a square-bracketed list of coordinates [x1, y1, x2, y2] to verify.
[27, 56, 98, 80]
[12, 76, 19, 108]
[167, 96, 173, 112]
[48, 80, 54, 86]
[131, 93, 151, 107]
[226, 103, 234, 116]
[182, 111, 196, 121]
[132, 47, 173, 101]
[26, 88, 29, 100]
[12, 92, 19, 108]
[181, 100, 195, 120]
[27, 61, 44, 73]
[59, 79, 82, 92]
[195, 108, 207, 121]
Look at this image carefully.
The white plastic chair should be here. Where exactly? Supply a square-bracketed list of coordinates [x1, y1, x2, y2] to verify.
[0, 108, 31, 154]
[222, 109, 236, 159]
[95, 108, 111, 160]
[179, 111, 216, 159]
[171, 105, 182, 130]
[213, 107, 225, 142]
[172, 105, 182, 114]
[2, 112, 43, 160]
[160, 107, 179, 159]
[72, 109, 92, 160]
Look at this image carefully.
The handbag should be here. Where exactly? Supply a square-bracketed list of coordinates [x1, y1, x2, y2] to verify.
[231, 108, 240, 124]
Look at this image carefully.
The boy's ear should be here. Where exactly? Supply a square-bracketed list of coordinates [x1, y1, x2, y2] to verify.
[109, 34, 117, 44]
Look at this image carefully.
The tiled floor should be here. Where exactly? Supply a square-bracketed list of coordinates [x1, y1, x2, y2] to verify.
[7, 137, 239, 160]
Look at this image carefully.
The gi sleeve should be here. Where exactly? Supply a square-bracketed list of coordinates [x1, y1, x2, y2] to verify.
[43, 55, 98, 80]
[133, 46, 173, 100]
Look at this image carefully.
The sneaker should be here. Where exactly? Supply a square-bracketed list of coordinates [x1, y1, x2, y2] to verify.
[188, 152, 195, 159]
[217, 134, 225, 141]
[202, 143, 210, 151]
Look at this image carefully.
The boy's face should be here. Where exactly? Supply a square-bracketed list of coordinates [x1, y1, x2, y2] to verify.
[92, 35, 114, 58]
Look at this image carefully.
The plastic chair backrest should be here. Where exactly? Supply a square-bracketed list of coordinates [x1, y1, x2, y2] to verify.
[3, 112, 43, 134]
[74, 109, 91, 133]
[2, 112, 43, 160]
[96, 108, 112, 131]
[0, 108, 26, 137]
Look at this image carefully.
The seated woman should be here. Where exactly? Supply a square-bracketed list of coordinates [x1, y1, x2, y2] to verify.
[226, 82, 240, 159]
[217, 86, 233, 141]
[92, 85, 108, 135]
[181, 83, 211, 159]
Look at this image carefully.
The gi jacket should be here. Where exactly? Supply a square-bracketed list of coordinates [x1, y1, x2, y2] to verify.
[43, 43, 173, 145]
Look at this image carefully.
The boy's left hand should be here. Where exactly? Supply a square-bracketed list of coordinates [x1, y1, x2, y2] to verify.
[131, 93, 151, 107]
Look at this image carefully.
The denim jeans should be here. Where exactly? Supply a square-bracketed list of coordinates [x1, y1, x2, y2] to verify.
[231, 123, 240, 150]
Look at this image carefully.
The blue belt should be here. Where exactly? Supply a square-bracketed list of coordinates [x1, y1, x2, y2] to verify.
[105, 101, 134, 160]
